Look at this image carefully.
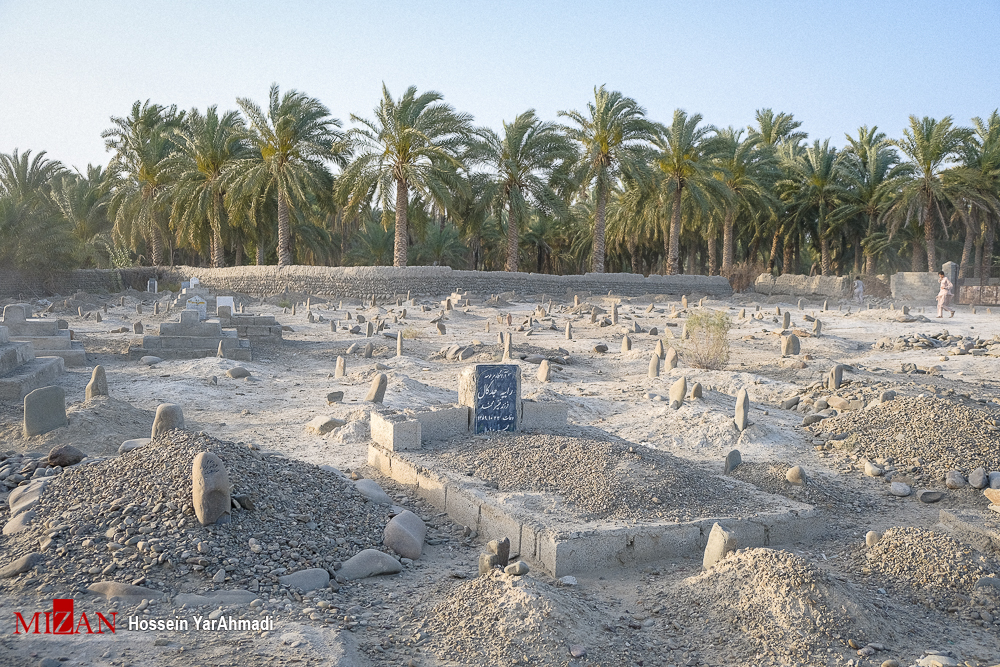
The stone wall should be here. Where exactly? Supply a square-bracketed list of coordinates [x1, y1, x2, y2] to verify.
[0, 265, 733, 300]
[753, 273, 851, 299]
[890, 272, 940, 301]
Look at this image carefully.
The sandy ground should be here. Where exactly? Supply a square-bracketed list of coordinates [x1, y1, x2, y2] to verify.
[1, 288, 999, 667]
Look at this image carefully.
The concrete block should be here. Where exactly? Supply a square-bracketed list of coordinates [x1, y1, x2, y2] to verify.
[0, 356, 64, 401]
[520, 400, 568, 431]
[479, 503, 524, 559]
[444, 485, 482, 531]
[370, 411, 421, 451]
[367, 445, 392, 477]
[415, 471, 448, 507]
[412, 405, 469, 442]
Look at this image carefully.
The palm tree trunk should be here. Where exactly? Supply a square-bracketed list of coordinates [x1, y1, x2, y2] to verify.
[911, 239, 925, 271]
[394, 178, 409, 268]
[628, 238, 639, 274]
[959, 220, 975, 280]
[722, 209, 735, 274]
[505, 201, 518, 273]
[924, 197, 937, 271]
[853, 236, 861, 275]
[982, 217, 995, 286]
[819, 209, 831, 276]
[707, 235, 718, 276]
[234, 242, 243, 266]
[782, 237, 794, 275]
[593, 185, 607, 273]
[149, 227, 163, 266]
[667, 186, 683, 275]
[768, 225, 782, 272]
[864, 214, 876, 275]
[277, 193, 293, 267]
[212, 193, 225, 268]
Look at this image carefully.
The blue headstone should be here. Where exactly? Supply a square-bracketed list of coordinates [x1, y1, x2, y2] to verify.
[472, 365, 519, 434]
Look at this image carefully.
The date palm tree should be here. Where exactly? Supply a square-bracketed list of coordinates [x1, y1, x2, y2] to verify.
[780, 139, 845, 276]
[0, 150, 73, 272]
[467, 110, 576, 272]
[165, 106, 247, 267]
[231, 84, 347, 267]
[651, 109, 728, 274]
[49, 164, 113, 266]
[339, 84, 472, 267]
[714, 127, 779, 274]
[559, 86, 656, 273]
[891, 115, 971, 270]
[839, 126, 912, 274]
[103, 101, 184, 265]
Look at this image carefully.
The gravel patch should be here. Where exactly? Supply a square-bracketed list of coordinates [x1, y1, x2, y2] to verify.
[0, 430, 392, 601]
[674, 548, 899, 665]
[814, 396, 1000, 471]
[432, 433, 784, 523]
[846, 527, 998, 611]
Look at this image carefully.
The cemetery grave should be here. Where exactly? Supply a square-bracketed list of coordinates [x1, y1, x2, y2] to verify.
[0, 280, 999, 667]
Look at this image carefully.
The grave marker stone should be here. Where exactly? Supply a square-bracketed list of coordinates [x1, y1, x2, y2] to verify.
[459, 364, 521, 434]
[23, 386, 67, 437]
[186, 296, 207, 321]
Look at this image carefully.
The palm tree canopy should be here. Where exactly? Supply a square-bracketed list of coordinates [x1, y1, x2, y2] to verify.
[559, 85, 656, 194]
[339, 84, 472, 215]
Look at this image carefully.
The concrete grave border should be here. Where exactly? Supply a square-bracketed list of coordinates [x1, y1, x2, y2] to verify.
[368, 444, 818, 576]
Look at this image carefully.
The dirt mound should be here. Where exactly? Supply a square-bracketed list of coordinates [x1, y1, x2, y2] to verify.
[0, 396, 155, 457]
[676, 548, 895, 664]
[847, 527, 998, 611]
[433, 433, 783, 522]
[0, 430, 390, 599]
[815, 396, 1000, 471]
[726, 461, 880, 510]
[421, 570, 624, 666]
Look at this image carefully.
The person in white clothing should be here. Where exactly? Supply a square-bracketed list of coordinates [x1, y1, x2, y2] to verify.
[852, 276, 864, 304]
[936, 271, 955, 318]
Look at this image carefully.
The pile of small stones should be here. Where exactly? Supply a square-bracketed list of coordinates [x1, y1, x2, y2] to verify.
[851, 527, 999, 618]
[813, 396, 1000, 473]
[432, 433, 782, 523]
[0, 431, 395, 603]
[418, 570, 615, 666]
[677, 548, 895, 665]
[873, 331, 999, 356]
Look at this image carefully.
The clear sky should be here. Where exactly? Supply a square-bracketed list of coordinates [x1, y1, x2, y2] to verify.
[2, 0, 998, 172]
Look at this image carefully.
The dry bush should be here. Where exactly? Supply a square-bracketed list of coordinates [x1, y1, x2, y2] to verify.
[401, 327, 423, 339]
[723, 261, 767, 293]
[682, 310, 731, 369]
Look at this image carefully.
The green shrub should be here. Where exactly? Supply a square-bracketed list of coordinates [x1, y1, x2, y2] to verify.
[278, 300, 291, 309]
[682, 310, 731, 370]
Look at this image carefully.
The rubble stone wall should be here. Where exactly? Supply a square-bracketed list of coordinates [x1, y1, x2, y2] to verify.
[0, 266, 733, 300]
[753, 273, 852, 298]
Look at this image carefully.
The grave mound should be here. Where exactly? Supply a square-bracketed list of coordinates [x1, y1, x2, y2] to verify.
[433, 433, 782, 523]
[0, 431, 390, 598]
[421, 570, 611, 666]
[0, 396, 155, 457]
[845, 526, 998, 611]
[815, 396, 1000, 471]
[675, 548, 897, 664]
[725, 461, 880, 510]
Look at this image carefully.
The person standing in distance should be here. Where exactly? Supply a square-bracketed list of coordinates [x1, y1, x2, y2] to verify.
[936, 270, 955, 318]
[852, 276, 864, 304]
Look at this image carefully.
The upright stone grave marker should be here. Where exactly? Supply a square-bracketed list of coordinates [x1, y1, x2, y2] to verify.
[460, 364, 521, 434]
[186, 296, 207, 321]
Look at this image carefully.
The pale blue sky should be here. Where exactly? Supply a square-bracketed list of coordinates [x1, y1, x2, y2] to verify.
[1, 0, 997, 172]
